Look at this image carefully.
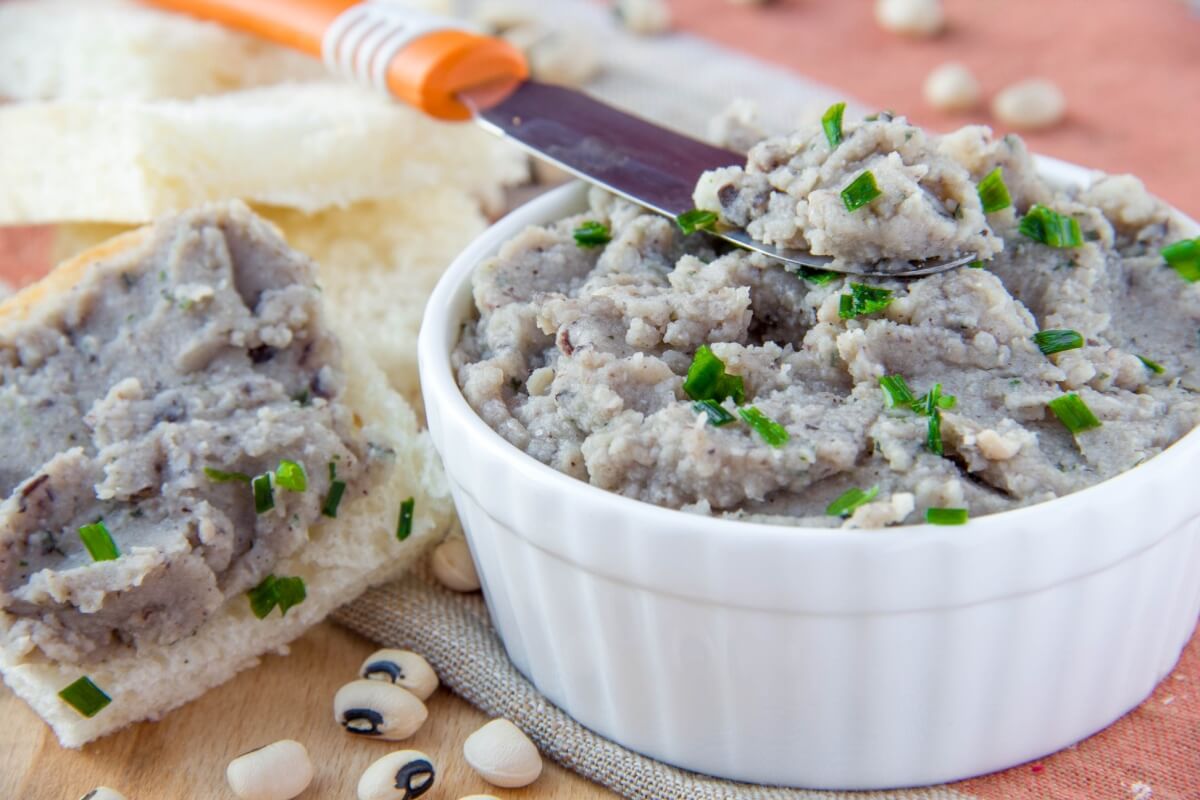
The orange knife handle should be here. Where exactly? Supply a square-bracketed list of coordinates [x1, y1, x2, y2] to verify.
[142, 0, 528, 120]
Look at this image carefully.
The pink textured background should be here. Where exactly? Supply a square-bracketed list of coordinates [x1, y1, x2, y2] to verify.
[668, 0, 1200, 219]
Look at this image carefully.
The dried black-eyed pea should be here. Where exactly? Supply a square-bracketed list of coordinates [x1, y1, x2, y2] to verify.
[360, 649, 439, 701]
[431, 538, 481, 593]
[225, 739, 313, 800]
[463, 719, 543, 788]
[357, 750, 436, 800]
[334, 679, 428, 740]
[79, 789, 128, 800]
[458, 796, 502, 800]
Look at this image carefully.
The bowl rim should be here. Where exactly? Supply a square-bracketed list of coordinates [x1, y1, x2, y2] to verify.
[419, 159, 1200, 552]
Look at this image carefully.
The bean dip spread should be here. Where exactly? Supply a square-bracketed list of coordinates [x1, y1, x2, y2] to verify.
[454, 116, 1200, 528]
[0, 203, 367, 663]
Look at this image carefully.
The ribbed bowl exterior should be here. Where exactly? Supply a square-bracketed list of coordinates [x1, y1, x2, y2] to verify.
[419, 177, 1200, 790]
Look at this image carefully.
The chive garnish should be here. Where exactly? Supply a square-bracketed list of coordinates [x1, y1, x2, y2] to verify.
[248, 574, 307, 619]
[1019, 205, 1083, 248]
[58, 676, 111, 718]
[683, 345, 745, 405]
[573, 220, 611, 248]
[252, 473, 274, 514]
[675, 209, 719, 235]
[275, 460, 307, 492]
[839, 283, 894, 319]
[879, 375, 955, 455]
[204, 467, 251, 484]
[1047, 393, 1102, 434]
[737, 406, 789, 447]
[1138, 355, 1165, 374]
[397, 497, 415, 541]
[1033, 329, 1084, 356]
[1162, 237, 1200, 282]
[879, 375, 916, 409]
[693, 399, 736, 427]
[926, 508, 969, 525]
[826, 486, 879, 518]
[79, 521, 118, 562]
[822, 102, 846, 149]
[792, 266, 840, 286]
[976, 167, 1012, 213]
[322, 462, 346, 518]
[841, 170, 882, 212]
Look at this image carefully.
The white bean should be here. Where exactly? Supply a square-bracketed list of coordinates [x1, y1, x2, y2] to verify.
[431, 538, 481, 593]
[875, 0, 944, 36]
[458, 796, 501, 800]
[225, 740, 313, 800]
[615, 0, 672, 35]
[79, 789, 127, 800]
[923, 63, 981, 112]
[992, 79, 1066, 131]
[357, 750, 436, 800]
[513, 27, 601, 88]
[334, 679, 428, 740]
[472, 0, 533, 34]
[463, 718, 543, 788]
[360, 649, 440, 701]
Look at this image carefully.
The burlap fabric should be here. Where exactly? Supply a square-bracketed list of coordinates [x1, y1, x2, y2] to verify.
[333, 570, 973, 800]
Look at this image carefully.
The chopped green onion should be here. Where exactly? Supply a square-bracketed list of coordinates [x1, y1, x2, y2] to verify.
[879, 375, 916, 409]
[322, 480, 347, 518]
[1048, 393, 1102, 434]
[826, 486, 879, 518]
[683, 345, 745, 404]
[841, 170, 882, 212]
[675, 209, 719, 235]
[79, 521, 118, 562]
[967, 260, 986, 269]
[737, 406, 789, 447]
[1138, 355, 1165, 375]
[1033, 329, 1084, 356]
[926, 408, 944, 456]
[275, 460, 307, 492]
[792, 266, 840, 286]
[926, 507, 969, 525]
[1162, 238, 1200, 282]
[58, 676, 111, 718]
[692, 399, 736, 426]
[573, 220, 611, 248]
[838, 283, 894, 319]
[397, 497, 415, 541]
[821, 102, 846, 149]
[273, 576, 307, 615]
[1018, 205, 1083, 248]
[292, 388, 311, 406]
[976, 167, 1012, 213]
[248, 574, 307, 619]
[252, 473, 274, 514]
[204, 467, 251, 483]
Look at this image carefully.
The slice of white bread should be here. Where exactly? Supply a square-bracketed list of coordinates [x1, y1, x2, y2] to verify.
[0, 202, 455, 748]
[0, 0, 324, 102]
[0, 0, 458, 102]
[0, 82, 528, 224]
[48, 189, 493, 408]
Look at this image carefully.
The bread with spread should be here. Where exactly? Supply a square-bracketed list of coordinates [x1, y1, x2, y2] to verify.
[0, 202, 453, 747]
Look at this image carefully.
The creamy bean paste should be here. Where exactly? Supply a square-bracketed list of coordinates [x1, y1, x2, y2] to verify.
[455, 120, 1199, 528]
[0, 204, 367, 663]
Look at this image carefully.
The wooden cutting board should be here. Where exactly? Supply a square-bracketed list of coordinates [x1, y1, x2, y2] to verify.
[0, 621, 615, 800]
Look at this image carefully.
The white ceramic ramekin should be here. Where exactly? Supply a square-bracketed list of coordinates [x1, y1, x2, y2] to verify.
[418, 167, 1200, 790]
